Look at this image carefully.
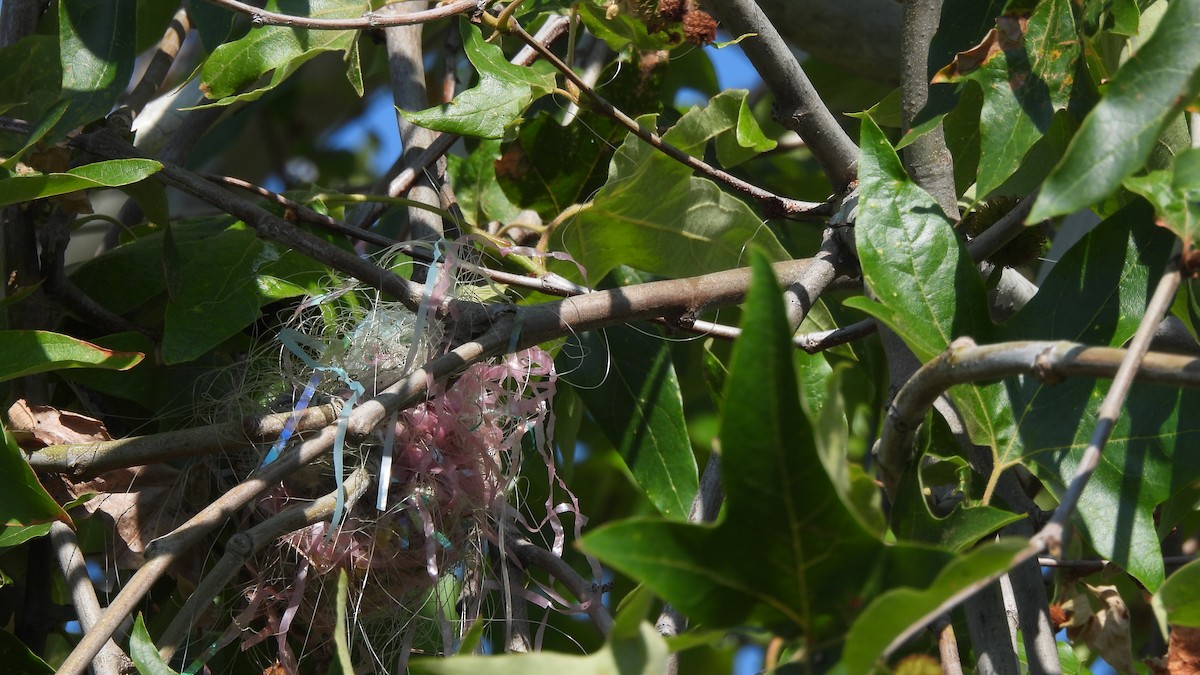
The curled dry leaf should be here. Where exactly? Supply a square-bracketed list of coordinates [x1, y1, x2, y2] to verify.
[7, 399, 112, 449]
[1063, 583, 1134, 674]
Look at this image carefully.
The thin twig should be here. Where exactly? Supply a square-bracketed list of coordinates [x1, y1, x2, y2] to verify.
[1036, 555, 1195, 572]
[505, 20, 831, 219]
[505, 528, 613, 635]
[794, 318, 876, 354]
[201, 0, 480, 30]
[963, 192, 1039, 262]
[351, 14, 569, 230]
[158, 466, 372, 661]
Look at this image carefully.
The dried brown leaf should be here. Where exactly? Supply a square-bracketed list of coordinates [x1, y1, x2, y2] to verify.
[7, 400, 112, 448]
[1066, 584, 1134, 674]
[1169, 626, 1200, 675]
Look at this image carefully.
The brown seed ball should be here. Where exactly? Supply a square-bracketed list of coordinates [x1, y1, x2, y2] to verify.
[657, 0, 685, 22]
[683, 9, 718, 45]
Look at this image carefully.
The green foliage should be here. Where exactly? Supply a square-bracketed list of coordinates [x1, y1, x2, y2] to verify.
[401, 22, 556, 139]
[567, 324, 697, 519]
[4, 0, 1200, 672]
[0, 159, 162, 207]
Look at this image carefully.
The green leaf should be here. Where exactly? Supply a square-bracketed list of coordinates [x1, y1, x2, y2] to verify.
[0, 159, 162, 207]
[1029, 0, 1200, 221]
[568, 324, 697, 520]
[932, 17, 1056, 197]
[555, 113, 788, 282]
[0, 330, 143, 382]
[495, 110, 623, 219]
[1026, 0, 1082, 111]
[163, 228, 315, 364]
[0, 523, 52, 549]
[59, 0, 137, 133]
[1155, 559, 1200, 627]
[70, 217, 232, 315]
[840, 539, 1028, 675]
[410, 622, 668, 675]
[1, 99, 70, 170]
[0, 35, 61, 153]
[890, 460, 1024, 551]
[996, 203, 1180, 589]
[665, 90, 776, 168]
[1, 423, 71, 529]
[400, 22, 556, 139]
[330, 569, 353, 675]
[447, 139, 523, 226]
[846, 116, 990, 363]
[582, 252, 949, 635]
[199, 0, 369, 103]
[130, 614, 179, 675]
[0, 628, 53, 674]
[1124, 148, 1200, 249]
[575, 1, 682, 52]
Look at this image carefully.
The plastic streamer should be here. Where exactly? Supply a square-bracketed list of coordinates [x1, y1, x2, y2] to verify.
[260, 373, 321, 467]
[271, 328, 366, 534]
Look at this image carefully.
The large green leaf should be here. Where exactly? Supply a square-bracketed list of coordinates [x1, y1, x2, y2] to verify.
[401, 22, 556, 139]
[555, 110, 788, 282]
[1029, 0, 1200, 221]
[163, 228, 319, 364]
[199, 0, 368, 104]
[932, 16, 1056, 197]
[840, 539, 1028, 675]
[1155, 559, 1200, 627]
[845, 116, 990, 363]
[70, 217, 233, 315]
[58, 0, 136, 133]
[1026, 0, 1082, 111]
[0, 159, 162, 207]
[995, 202, 1180, 589]
[0, 330, 143, 382]
[582, 252, 949, 636]
[1, 423, 71, 529]
[567, 324, 697, 520]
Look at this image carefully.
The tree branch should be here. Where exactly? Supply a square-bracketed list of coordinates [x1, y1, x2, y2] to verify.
[707, 0, 859, 192]
[50, 522, 131, 675]
[900, 0, 958, 218]
[201, 0, 480, 30]
[157, 466, 372, 661]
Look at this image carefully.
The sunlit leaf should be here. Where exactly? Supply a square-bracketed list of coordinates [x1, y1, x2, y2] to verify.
[555, 111, 788, 282]
[401, 22, 556, 139]
[0, 330, 143, 382]
[130, 613, 179, 675]
[841, 539, 1028, 674]
[0, 423, 71, 529]
[1155, 559, 1200, 627]
[1030, 0, 1200, 220]
[58, 0, 136, 133]
[0, 159, 162, 207]
[199, 0, 369, 104]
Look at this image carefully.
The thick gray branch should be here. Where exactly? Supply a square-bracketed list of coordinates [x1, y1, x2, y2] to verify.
[709, 0, 859, 191]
